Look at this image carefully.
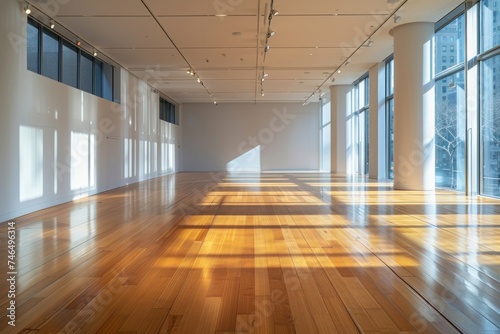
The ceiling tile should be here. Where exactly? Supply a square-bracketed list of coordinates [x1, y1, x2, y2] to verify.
[103, 49, 186, 69]
[145, 0, 259, 16]
[158, 16, 258, 48]
[56, 17, 175, 49]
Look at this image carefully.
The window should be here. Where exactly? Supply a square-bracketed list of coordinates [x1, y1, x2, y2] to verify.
[435, 13, 466, 191]
[61, 41, 78, 88]
[480, 0, 500, 197]
[102, 62, 113, 101]
[353, 75, 369, 175]
[79, 51, 93, 94]
[386, 56, 395, 179]
[159, 97, 177, 125]
[26, 17, 116, 102]
[27, 20, 39, 73]
[41, 29, 59, 81]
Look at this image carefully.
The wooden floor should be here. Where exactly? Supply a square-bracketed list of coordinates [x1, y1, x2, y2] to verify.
[1, 172, 500, 334]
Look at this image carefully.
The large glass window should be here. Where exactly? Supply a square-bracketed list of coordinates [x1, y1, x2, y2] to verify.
[61, 41, 78, 88]
[102, 62, 114, 101]
[159, 97, 177, 125]
[481, 0, 500, 53]
[27, 20, 39, 73]
[435, 72, 466, 190]
[435, 14, 466, 191]
[480, 0, 500, 197]
[354, 76, 369, 175]
[481, 56, 500, 197]
[80, 51, 93, 94]
[41, 29, 59, 81]
[386, 57, 395, 179]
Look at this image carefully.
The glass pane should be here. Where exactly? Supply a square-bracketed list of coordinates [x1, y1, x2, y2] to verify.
[435, 71, 466, 191]
[481, 0, 500, 53]
[80, 51, 93, 94]
[435, 15, 465, 74]
[387, 99, 394, 179]
[94, 59, 103, 97]
[27, 20, 39, 73]
[41, 29, 59, 81]
[102, 63, 113, 101]
[481, 55, 500, 197]
[61, 41, 78, 88]
[387, 59, 394, 96]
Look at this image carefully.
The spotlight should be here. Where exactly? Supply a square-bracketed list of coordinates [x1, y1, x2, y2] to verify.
[271, 8, 279, 16]
[197, 77, 201, 83]
[365, 40, 374, 47]
[344, 61, 350, 67]
[189, 69, 194, 76]
[267, 30, 276, 38]
[394, 15, 401, 23]
[93, 50, 97, 57]
[50, 19, 55, 29]
[337, 69, 342, 73]
[263, 72, 268, 78]
[76, 39, 81, 46]
[213, 101, 217, 105]
[186, 69, 191, 74]
[24, 3, 31, 14]
[264, 45, 270, 52]
[261, 91, 265, 96]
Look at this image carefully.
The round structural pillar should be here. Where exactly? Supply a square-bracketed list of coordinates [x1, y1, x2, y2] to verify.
[393, 22, 435, 190]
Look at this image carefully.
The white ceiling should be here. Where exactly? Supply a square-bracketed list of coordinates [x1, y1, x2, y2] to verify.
[30, 0, 463, 104]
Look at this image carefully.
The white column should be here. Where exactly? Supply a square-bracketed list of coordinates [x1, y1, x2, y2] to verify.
[393, 22, 435, 190]
[330, 85, 351, 174]
[368, 62, 387, 180]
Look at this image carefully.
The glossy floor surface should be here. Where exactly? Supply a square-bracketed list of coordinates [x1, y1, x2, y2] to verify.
[1, 173, 499, 333]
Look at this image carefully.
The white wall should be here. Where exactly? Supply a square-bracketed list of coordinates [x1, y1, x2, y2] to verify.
[0, 0, 180, 223]
[181, 102, 320, 172]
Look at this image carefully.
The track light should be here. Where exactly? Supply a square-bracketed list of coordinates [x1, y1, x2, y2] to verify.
[331, 77, 336, 83]
[271, 8, 279, 16]
[344, 61, 350, 67]
[197, 77, 201, 83]
[76, 39, 81, 46]
[365, 40, 374, 47]
[24, 3, 31, 14]
[263, 72, 268, 78]
[261, 91, 265, 96]
[93, 50, 97, 57]
[264, 45, 270, 52]
[394, 15, 401, 23]
[50, 19, 55, 29]
[267, 30, 276, 38]
[337, 69, 342, 73]
[213, 101, 217, 105]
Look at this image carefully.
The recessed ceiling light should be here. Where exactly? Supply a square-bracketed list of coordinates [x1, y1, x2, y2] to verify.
[304, 71, 310, 74]
[232, 31, 242, 36]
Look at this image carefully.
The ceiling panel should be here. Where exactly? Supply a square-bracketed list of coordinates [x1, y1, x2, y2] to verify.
[270, 16, 388, 48]
[262, 79, 325, 92]
[103, 49, 186, 69]
[35, 0, 149, 16]
[158, 17, 258, 48]
[181, 48, 257, 69]
[131, 70, 194, 80]
[57, 17, 175, 49]
[265, 69, 332, 80]
[276, 0, 393, 15]
[145, 0, 260, 16]
[195, 70, 256, 80]
[204, 80, 256, 92]
[264, 47, 346, 68]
